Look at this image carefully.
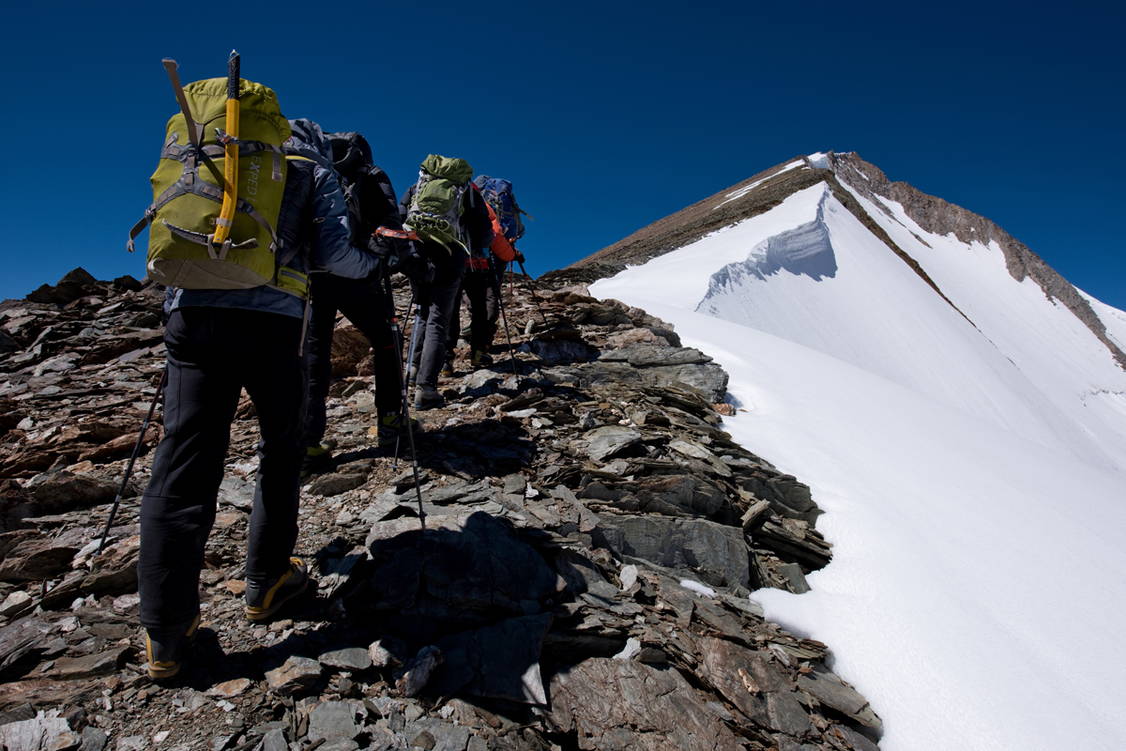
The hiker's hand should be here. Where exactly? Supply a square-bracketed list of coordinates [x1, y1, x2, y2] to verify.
[399, 246, 428, 284]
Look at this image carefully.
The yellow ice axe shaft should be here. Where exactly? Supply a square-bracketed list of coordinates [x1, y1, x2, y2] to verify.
[212, 50, 241, 247]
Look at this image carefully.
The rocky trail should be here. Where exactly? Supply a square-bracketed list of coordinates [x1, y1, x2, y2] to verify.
[0, 268, 880, 751]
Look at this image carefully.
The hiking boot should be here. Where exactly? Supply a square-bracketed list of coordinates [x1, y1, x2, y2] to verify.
[244, 558, 309, 622]
[440, 360, 455, 378]
[144, 614, 201, 681]
[470, 350, 493, 368]
[300, 444, 333, 479]
[414, 384, 445, 411]
[377, 412, 419, 446]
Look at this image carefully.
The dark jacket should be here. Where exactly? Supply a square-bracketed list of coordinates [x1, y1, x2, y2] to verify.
[167, 119, 378, 318]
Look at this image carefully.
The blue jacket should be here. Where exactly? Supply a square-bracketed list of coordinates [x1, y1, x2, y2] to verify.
[167, 119, 379, 318]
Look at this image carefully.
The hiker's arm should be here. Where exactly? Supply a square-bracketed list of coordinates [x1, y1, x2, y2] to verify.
[311, 165, 378, 279]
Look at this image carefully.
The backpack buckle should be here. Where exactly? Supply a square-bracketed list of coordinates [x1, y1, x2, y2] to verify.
[214, 128, 240, 146]
[206, 233, 233, 260]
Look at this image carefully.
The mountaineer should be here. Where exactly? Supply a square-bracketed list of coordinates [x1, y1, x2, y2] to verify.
[444, 176, 527, 370]
[400, 154, 493, 409]
[128, 57, 380, 681]
[301, 131, 420, 474]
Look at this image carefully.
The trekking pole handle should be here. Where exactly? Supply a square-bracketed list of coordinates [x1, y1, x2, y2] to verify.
[227, 50, 241, 99]
[375, 226, 419, 241]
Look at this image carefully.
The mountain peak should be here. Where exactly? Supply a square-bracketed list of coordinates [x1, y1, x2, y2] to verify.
[559, 150, 1126, 371]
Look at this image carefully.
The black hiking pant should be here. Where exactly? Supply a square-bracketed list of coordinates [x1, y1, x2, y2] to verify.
[303, 273, 401, 447]
[138, 308, 304, 633]
[412, 249, 465, 388]
[447, 260, 504, 360]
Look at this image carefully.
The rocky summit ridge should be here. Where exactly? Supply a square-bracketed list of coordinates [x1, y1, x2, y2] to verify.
[0, 269, 879, 750]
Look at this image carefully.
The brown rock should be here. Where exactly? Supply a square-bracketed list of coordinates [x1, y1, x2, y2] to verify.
[49, 645, 131, 680]
[0, 538, 80, 582]
[331, 324, 371, 377]
[265, 656, 323, 696]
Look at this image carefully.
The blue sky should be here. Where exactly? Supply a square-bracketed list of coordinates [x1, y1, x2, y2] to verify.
[1, 0, 1123, 309]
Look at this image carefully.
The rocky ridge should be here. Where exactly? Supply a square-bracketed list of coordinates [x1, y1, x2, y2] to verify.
[0, 268, 879, 750]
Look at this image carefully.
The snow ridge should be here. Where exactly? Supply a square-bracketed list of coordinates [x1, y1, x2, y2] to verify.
[589, 153, 1126, 751]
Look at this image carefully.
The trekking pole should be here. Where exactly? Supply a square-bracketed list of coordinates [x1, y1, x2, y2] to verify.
[383, 278, 426, 530]
[97, 369, 167, 554]
[516, 259, 549, 326]
[496, 285, 520, 377]
[395, 301, 425, 471]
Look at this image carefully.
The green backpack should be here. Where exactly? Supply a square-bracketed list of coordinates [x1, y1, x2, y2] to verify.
[405, 154, 473, 254]
[128, 77, 294, 291]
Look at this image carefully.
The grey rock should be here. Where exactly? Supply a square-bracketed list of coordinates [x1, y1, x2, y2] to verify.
[0, 710, 72, 751]
[766, 691, 813, 737]
[260, 729, 288, 751]
[459, 369, 504, 396]
[307, 700, 361, 743]
[600, 344, 711, 367]
[549, 658, 741, 751]
[217, 475, 253, 511]
[318, 647, 372, 672]
[581, 426, 642, 462]
[308, 472, 367, 498]
[402, 718, 471, 751]
[595, 514, 750, 588]
[798, 670, 882, 735]
[79, 726, 108, 751]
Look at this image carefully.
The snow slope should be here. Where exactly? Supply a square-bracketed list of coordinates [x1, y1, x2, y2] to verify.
[590, 179, 1126, 750]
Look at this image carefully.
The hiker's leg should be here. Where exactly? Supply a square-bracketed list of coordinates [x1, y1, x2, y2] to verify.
[465, 271, 492, 354]
[417, 255, 465, 388]
[446, 285, 464, 366]
[139, 309, 240, 631]
[484, 261, 503, 349]
[302, 276, 339, 449]
[337, 277, 401, 420]
[241, 311, 305, 587]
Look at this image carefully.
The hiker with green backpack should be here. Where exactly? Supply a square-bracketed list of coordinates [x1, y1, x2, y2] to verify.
[129, 56, 381, 680]
[400, 154, 494, 409]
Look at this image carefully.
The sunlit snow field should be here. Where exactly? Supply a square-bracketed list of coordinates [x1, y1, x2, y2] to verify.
[591, 181, 1126, 751]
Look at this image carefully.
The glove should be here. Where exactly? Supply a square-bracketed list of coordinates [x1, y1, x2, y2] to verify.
[397, 244, 430, 284]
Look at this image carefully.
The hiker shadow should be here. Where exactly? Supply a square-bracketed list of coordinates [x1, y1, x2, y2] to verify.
[339, 510, 560, 705]
[415, 419, 535, 478]
[184, 511, 565, 714]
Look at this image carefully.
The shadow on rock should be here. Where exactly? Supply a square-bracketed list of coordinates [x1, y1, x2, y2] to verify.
[416, 420, 535, 478]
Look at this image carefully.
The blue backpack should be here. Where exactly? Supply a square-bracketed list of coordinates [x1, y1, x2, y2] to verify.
[472, 176, 525, 243]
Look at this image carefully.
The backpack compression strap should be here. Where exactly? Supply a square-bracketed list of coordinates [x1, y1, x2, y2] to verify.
[126, 137, 283, 255]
